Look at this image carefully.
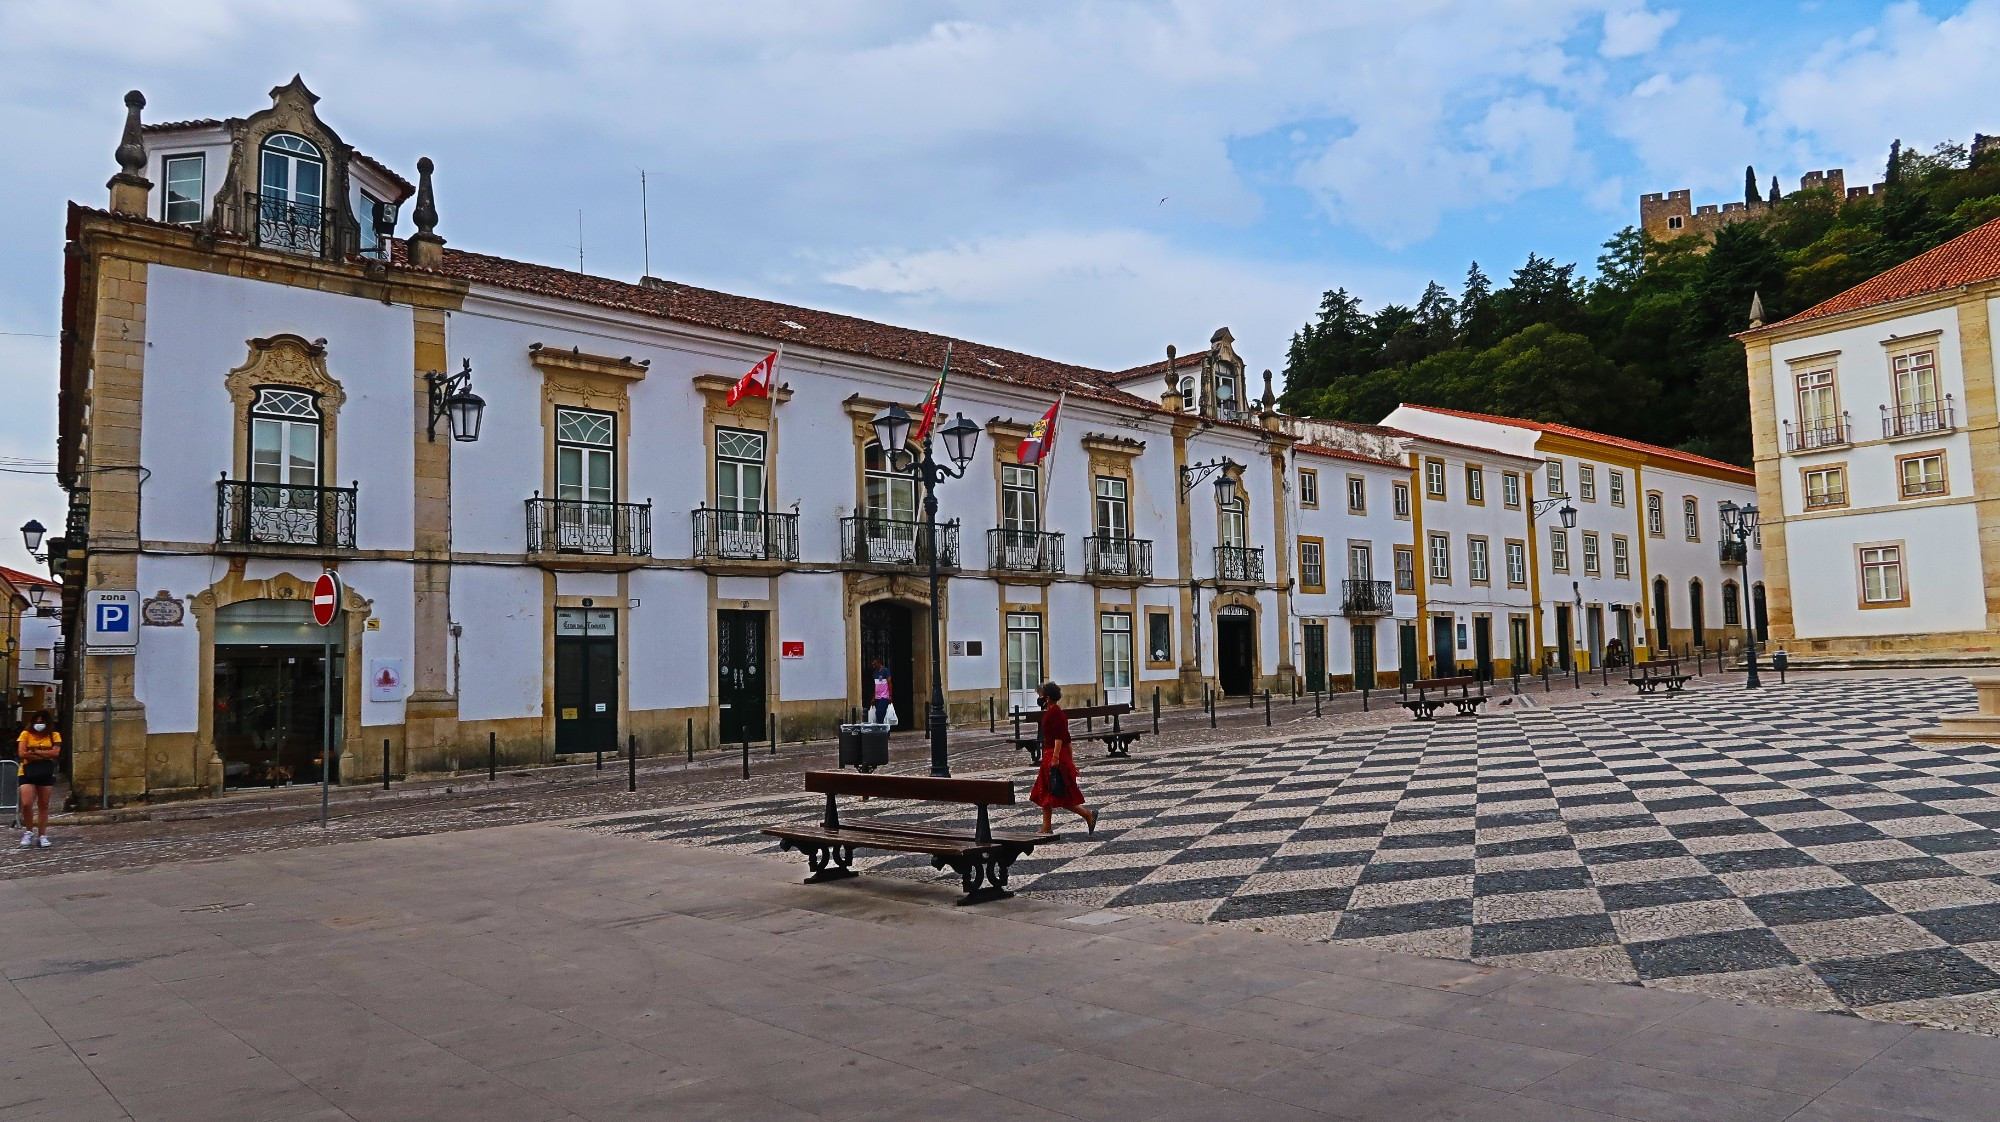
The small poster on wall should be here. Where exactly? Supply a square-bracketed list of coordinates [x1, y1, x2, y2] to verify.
[367, 658, 406, 702]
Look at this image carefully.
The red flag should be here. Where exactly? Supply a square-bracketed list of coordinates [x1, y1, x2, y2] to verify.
[1017, 395, 1063, 465]
[911, 342, 953, 443]
[726, 349, 780, 407]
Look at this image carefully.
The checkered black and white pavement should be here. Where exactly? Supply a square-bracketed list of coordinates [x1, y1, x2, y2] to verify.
[587, 677, 2000, 1032]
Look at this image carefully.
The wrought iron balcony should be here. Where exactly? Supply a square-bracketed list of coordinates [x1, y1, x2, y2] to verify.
[220, 191, 342, 257]
[217, 478, 357, 549]
[1719, 539, 1748, 565]
[692, 508, 798, 562]
[1214, 545, 1264, 583]
[1883, 397, 1955, 439]
[988, 528, 1065, 574]
[526, 497, 651, 557]
[1340, 579, 1395, 616]
[1084, 536, 1153, 579]
[1803, 489, 1846, 511]
[1783, 415, 1851, 452]
[840, 515, 959, 568]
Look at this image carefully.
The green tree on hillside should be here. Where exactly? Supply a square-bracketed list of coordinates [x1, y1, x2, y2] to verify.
[1283, 139, 2000, 464]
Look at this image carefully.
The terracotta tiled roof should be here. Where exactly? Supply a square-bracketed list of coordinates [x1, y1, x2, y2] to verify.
[0, 567, 57, 596]
[142, 118, 225, 132]
[1295, 443, 1408, 470]
[1111, 349, 1207, 382]
[402, 242, 1178, 414]
[1773, 216, 2000, 327]
[1397, 403, 1750, 478]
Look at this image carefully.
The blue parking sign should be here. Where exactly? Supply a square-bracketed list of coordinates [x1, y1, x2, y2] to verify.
[96, 602, 131, 633]
[87, 589, 140, 652]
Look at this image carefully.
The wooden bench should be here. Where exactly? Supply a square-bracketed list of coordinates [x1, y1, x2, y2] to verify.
[1010, 703, 1145, 762]
[1401, 675, 1486, 720]
[1628, 659, 1693, 694]
[761, 771, 1054, 906]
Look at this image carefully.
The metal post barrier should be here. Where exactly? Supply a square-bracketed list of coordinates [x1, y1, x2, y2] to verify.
[1209, 693, 1217, 729]
[1512, 663, 1521, 694]
[1363, 685, 1370, 712]
[769, 714, 777, 755]
[1602, 662, 1608, 687]
[1315, 689, 1322, 718]
[1, 760, 16, 829]
[488, 731, 496, 782]
[988, 697, 995, 733]
[1542, 663, 1550, 692]
[686, 717, 694, 765]
[740, 736, 750, 780]
[627, 733, 637, 792]
[1152, 688, 1160, 734]
[383, 739, 391, 790]
[596, 742, 603, 770]
[1265, 690, 1272, 726]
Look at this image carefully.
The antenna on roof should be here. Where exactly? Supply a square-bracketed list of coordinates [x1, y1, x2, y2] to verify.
[639, 168, 652, 280]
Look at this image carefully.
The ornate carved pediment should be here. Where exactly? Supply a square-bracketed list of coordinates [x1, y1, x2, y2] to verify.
[210, 76, 359, 255]
[226, 334, 345, 407]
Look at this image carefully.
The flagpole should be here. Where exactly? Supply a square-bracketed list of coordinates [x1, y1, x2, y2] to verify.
[1038, 391, 1066, 536]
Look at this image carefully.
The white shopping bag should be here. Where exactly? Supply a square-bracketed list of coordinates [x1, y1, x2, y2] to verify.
[883, 702, 899, 728]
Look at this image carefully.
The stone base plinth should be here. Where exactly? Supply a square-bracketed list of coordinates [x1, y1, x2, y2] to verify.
[1914, 675, 2000, 744]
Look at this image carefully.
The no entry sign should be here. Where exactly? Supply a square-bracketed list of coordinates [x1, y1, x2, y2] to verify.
[312, 572, 344, 628]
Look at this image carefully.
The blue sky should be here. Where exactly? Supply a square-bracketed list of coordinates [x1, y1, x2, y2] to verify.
[2, 1, 1997, 572]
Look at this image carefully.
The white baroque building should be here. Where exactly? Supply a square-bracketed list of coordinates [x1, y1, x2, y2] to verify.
[53, 81, 1765, 804]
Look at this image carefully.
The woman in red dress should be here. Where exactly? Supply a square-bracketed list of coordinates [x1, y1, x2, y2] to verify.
[1030, 681, 1097, 836]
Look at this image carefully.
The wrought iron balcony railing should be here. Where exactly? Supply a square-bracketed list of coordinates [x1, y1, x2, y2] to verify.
[1719, 539, 1748, 565]
[216, 478, 357, 549]
[1783, 415, 1851, 452]
[1883, 397, 1955, 439]
[1803, 489, 1846, 510]
[840, 515, 959, 568]
[1084, 536, 1153, 579]
[692, 508, 798, 562]
[218, 191, 343, 257]
[1340, 579, 1395, 615]
[1214, 545, 1264, 583]
[526, 497, 651, 557]
[988, 528, 1065, 574]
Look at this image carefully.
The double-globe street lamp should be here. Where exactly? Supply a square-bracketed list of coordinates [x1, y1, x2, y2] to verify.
[871, 403, 981, 777]
[1718, 500, 1762, 688]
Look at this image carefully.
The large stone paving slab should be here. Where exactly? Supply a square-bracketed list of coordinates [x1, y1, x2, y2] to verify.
[590, 677, 2000, 1033]
[10, 819, 2000, 1120]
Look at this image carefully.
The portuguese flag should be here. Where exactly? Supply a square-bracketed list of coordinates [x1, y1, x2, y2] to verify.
[912, 341, 953, 443]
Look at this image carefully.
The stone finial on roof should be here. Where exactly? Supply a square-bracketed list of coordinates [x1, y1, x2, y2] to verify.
[108, 90, 151, 216]
[1747, 291, 1765, 330]
[1161, 345, 1184, 412]
[1260, 368, 1276, 409]
[407, 156, 445, 269]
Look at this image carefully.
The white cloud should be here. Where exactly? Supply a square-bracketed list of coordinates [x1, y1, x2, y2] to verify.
[823, 229, 1423, 376]
[1601, 4, 1680, 58]
[1607, 71, 1760, 198]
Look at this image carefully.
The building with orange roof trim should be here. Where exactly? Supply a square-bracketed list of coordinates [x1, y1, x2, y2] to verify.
[1738, 216, 2000, 664]
[1384, 404, 1763, 672]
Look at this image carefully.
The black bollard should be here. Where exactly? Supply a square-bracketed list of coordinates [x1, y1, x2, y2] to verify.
[686, 717, 694, 765]
[1315, 689, 1322, 718]
[596, 741, 603, 770]
[1265, 690, 1272, 726]
[1209, 692, 1217, 728]
[741, 736, 750, 780]
[627, 733, 637, 792]
[1363, 685, 1370, 712]
[1543, 663, 1551, 693]
[1152, 688, 1160, 734]
[770, 714, 777, 755]
[988, 697, 995, 733]
[488, 731, 496, 781]
[382, 738, 391, 790]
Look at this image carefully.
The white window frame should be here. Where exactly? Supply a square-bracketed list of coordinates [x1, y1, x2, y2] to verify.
[1467, 537, 1489, 584]
[1298, 468, 1318, 508]
[1505, 541, 1527, 586]
[1501, 472, 1521, 509]
[1550, 528, 1569, 573]
[162, 153, 205, 224]
[1609, 470, 1626, 507]
[1427, 532, 1451, 581]
[1581, 531, 1600, 575]
[1578, 465, 1596, 502]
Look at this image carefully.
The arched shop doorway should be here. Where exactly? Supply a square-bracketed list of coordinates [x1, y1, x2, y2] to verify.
[212, 598, 343, 788]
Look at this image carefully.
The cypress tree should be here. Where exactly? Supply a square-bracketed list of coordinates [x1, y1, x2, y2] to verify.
[1745, 165, 1759, 207]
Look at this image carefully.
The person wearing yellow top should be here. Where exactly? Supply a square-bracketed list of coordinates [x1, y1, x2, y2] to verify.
[16, 710, 59, 848]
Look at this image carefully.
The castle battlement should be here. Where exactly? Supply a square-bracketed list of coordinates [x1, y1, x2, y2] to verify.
[1639, 166, 1889, 246]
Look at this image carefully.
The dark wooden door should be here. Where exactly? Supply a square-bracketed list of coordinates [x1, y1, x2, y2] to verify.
[1430, 616, 1455, 677]
[859, 601, 914, 722]
[1398, 623, 1419, 685]
[1554, 606, 1572, 670]
[1510, 617, 1530, 676]
[554, 633, 617, 756]
[1350, 623, 1376, 690]
[1303, 621, 1326, 691]
[1473, 617, 1493, 682]
[718, 610, 767, 744]
[1217, 614, 1255, 696]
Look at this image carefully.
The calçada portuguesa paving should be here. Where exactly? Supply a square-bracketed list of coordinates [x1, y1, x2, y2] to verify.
[602, 676, 2000, 1035]
[9, 676, 2000, 1121]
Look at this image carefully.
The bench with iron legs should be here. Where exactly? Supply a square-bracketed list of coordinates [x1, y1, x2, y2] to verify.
[761, 770, 1054, 906]
[1009, 703, 1144, 763]
[1401, 675, 1487, 720]
[1628, 658, 1693, 694]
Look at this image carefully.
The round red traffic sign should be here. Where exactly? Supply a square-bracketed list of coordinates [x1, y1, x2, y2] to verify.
[312, 572, 343, 628]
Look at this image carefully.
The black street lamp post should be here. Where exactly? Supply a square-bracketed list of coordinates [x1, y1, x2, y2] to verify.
[872, 404, 981, 777]
[1718, 500, 1762, 689]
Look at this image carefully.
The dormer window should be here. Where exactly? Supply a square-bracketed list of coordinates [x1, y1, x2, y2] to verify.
[162, 154, 204, 224]
[258, 133, 326, 254]
[1179, 375, 1196, 413]
[1215, 363, 1238, 417]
